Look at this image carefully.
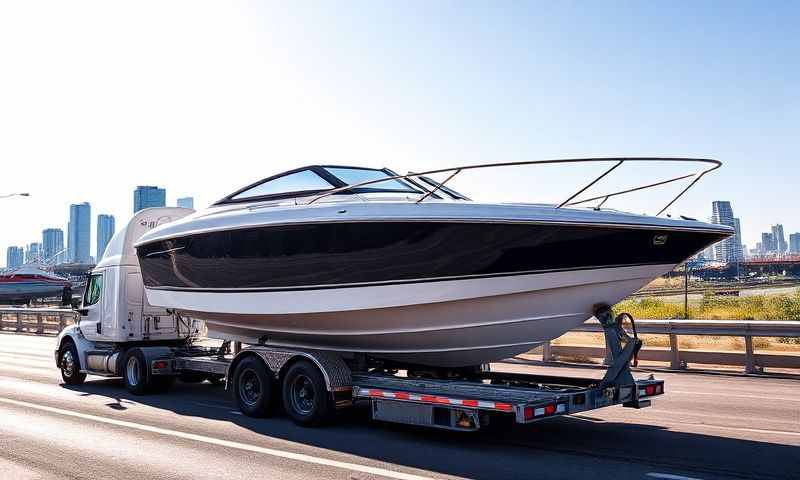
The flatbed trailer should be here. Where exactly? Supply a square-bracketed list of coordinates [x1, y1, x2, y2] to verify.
[103, 307, 663, 431]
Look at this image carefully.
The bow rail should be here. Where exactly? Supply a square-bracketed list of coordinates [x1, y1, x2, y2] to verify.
[306, 157, 722, 217]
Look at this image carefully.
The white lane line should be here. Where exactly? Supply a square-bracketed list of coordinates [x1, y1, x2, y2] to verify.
[647, 473, 703, 480]
[0, 352, 56, 366]
[668, 390, 800, 403]
[0, 364, 58, 376]
[686, 423, 800, 437]
[0, 397, 435, 480]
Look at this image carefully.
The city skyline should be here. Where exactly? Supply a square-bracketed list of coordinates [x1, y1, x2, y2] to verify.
[1, 189, 195, 268]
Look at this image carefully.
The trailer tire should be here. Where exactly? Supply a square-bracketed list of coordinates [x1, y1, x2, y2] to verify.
[232, 357, 275, 417]
[59, 341, 86, 385]
[123, 349, 150, 395]
[282, 360, 331, 427]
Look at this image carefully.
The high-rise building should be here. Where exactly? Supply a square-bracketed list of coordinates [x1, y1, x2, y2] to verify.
[25, 242, 42, 264]
[96, 214, 116, 261]
[134, 186, 166, 213]
[771, 224, 787, 253]
[6, 246, 24, 269]
[68, 202, 91, 263]
[733, 218, 744, 260]
[790, 233, 800, 254]
[761, 232, 776, 254]
[42, 228, 65, 264]
[177, 196, 194, 209]
[710, 201, 740, 262]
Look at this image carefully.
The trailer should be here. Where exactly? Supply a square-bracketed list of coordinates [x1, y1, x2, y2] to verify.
[53, 207, 663, 431]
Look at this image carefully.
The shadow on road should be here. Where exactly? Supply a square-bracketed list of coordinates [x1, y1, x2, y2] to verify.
[63, 379, 798, 480]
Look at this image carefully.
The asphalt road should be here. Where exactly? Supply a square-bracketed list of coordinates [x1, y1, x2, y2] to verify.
[1, 332, 798, 480]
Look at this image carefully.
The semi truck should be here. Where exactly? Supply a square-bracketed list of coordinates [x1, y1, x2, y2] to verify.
[54, 207, 663, 431]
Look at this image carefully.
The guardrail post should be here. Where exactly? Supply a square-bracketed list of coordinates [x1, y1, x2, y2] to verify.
[59, 314, 66, 332]
[36, 314, 44, 334]
[744, 336, 757, 374]
[542, 340, 552, 361]
[233, 341, 242, 354]
[16, 312, 22, 332]
[669, 333, 683, 369]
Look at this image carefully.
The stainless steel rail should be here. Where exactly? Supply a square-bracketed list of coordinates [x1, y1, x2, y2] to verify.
[0, 308, 77, 335]
[307, 157, 723, 217]
[541, 319, 800, 374]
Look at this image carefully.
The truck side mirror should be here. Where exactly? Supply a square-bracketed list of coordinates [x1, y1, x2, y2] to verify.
[77, 308, 89, 316]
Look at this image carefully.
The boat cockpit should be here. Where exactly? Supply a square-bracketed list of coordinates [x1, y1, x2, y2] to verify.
[214, 165, 469, 206]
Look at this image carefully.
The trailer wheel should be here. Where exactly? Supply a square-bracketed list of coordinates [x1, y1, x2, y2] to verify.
[59, 341, 86, 385]
[232, 357, 275, 417]
[123, 349, 150, 395]
[282, 360, 331, 427]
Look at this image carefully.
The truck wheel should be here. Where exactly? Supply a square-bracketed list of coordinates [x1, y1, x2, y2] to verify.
[232, 357, 275, 417]
[282, 360, 331, 427]
[123, 349, 150, 395]
[59, 341, 86, 385]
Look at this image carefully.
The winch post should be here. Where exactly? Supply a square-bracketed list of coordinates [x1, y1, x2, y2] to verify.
[595, 307, 641, 389]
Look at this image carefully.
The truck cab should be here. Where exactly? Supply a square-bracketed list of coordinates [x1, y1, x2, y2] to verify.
[55, 207, 196, 386]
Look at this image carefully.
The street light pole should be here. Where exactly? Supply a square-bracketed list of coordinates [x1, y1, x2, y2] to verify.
[0, 193, 30, 199]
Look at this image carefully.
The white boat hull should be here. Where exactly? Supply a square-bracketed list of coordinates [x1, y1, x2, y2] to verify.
[145, 263, 674, 366]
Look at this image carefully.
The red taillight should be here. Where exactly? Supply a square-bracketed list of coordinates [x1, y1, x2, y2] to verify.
[544, 404, 556, 415]
[524, 407, 534, 420]
[645, 385, 655, 396]
[153, 360, 168, 370]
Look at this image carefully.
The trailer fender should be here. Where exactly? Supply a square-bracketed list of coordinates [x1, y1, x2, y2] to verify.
[226, 348, 352, 395]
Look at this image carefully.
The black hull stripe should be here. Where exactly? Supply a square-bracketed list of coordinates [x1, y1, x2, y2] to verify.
[144, 262, 670, 293]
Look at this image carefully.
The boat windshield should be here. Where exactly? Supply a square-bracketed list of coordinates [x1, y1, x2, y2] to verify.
[230, 170, 334, 200]
[324, 167, 421, 194]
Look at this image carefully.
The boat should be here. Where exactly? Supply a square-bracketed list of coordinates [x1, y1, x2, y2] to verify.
[0, 263, 72, 305]
[134, 158, 733, 367]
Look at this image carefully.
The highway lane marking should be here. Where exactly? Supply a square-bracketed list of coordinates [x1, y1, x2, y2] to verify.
[668, 390, 800, 403]
[638, 408, 794, 426]
[647, 473, 703, 480]
[0, 353, 56, 366]
[0, 364, 58, 376]
[682, 423, 800, 437]
[0, 397, 436, 480]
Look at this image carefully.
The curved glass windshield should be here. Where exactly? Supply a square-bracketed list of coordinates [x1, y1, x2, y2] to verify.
[325, 167, 420, 193]
[231, 170, 334, 200]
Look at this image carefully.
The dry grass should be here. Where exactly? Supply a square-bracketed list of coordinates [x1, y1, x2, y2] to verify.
[553, 332, 800, 352]
[615, 291, 800, 321]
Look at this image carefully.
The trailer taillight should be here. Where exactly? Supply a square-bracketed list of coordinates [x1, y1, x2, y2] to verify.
[524, 402, 565, 420]
[153, 360, 168, 370]
[645, 385, 655, 396]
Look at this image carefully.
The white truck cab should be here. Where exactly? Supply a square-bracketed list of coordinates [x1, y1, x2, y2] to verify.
[55, 207, 197, 389]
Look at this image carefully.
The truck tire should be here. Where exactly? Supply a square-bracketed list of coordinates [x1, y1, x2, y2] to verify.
[59, 341, 86, 385]
[282, 360, 331, 427]
[232, 356, 275, 417]
[123, 348, 150, 395]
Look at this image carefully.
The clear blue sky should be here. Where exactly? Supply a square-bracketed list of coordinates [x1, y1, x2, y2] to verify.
[0, 1, 797, 265]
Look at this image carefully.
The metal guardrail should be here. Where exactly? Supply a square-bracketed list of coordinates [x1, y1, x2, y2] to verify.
[542, 319, 800, 374]
[2, 307, 798, 374]
[0, 308, 77, 335]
